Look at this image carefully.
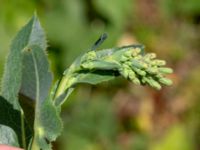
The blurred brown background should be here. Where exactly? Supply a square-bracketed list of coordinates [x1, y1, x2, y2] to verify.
[0, 0, 200, 149]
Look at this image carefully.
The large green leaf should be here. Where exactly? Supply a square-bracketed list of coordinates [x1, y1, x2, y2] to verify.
[23, 45, 62, 150]
[0, 15, 47, 148]
[1, 15, 47, 109]
[0, 14, 52, 149]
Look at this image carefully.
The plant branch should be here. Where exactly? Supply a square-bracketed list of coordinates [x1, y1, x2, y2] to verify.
[53, 45, 173, 106]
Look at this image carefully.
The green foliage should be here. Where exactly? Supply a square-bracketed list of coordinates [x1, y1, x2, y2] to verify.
[0, 15, 173, 150]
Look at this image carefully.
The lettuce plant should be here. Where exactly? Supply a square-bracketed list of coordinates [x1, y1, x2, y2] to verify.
[0, 15, 173, 150]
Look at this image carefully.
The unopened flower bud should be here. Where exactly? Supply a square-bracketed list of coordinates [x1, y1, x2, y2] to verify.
[132, 67, 146, 76]
[134, 48, 141, 54]
[134, 55, 142, 60]
[132, 60, 145, 69]
[132, 78, 141, 85]
[86, 51, 97, 60]
[128, 72, 140, 84]
[147, 67, 158, 74]
[119, 68, 129, 78]
[81, 62, 93, 69]
[149, 53, 156, 59]
[145, 53, 156, 60]
[154, 60, 166, 66]
[131, 48, 141, 57]
[120, 55, 129, 62]
[143, 77, 161, 90]
[128, 71, 136, 80]
[158, 67, 173, 74]
[124, 50, 133, 58]
[159, 78, 173, 86]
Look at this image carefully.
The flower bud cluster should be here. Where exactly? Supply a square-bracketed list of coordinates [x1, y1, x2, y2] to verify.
[79, 47, 173, 90]
[118, 48, 173, 90]
[80, 51, 97, 69]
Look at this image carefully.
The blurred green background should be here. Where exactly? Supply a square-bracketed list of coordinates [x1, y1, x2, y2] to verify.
[0, 0, 200, 150]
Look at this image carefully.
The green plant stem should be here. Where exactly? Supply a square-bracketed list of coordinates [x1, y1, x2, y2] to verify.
[54, 74, 72, 100]
[20, 109, 26, 149]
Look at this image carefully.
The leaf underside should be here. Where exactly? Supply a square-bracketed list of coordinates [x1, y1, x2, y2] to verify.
[0, 15, 61, 149]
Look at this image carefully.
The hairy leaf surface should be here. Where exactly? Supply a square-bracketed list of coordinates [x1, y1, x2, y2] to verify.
[0, 15, 47, 147]
[24, 45, 62, 150]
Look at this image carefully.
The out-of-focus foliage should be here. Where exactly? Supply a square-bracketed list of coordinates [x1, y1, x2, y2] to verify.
[0, 0, 200, 150]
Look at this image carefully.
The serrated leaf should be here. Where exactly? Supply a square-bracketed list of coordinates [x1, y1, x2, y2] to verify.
[24, 45, 62, 150]
[0, 15, 47, 147]
[1, 15, 47, 110]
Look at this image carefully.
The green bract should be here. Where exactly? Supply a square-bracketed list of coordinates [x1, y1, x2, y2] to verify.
[0, 15, 173, 150]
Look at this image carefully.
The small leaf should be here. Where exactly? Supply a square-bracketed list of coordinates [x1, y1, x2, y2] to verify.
[81, 60, 120, 70]
[75, 70, 117, 85]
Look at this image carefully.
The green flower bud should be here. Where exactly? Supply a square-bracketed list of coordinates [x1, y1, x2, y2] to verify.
[155, 74, 163, 79]
[81, 62, 93, 69]
[158, 67, 173, 74]
[131, 48, 141, 57]
[141, 78, 146, 84]
[151, 81, 161, 90]
[88, 51, 97, 58]
[132, 78, 141, 85]
[154, 60, 166, 66]
[122, 64, 131, 70]
[133, 47, 141, 54]
[149, 53, 156, 59]
[134, 55, 142, 60]
[128, 72, 141, 84]
[159, 78, 173, 86]
[141, 62, 148, 69]
[120, 55, 129, 62]
[84, 51, 97, 61]
[124, 50, 133, 58]
[149, 78, 161, 90]
[132, 60, 146, 69]
[143, 77, 161, 90]
[147, 67, 158, 74]
[128, 71, 136, 80]
[119, 68, 129, 78]
[124, 61, 132, 66]
[81, 51, 97, 63]
[145, 53, 156, 60]
[132, 67, 146, 76]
